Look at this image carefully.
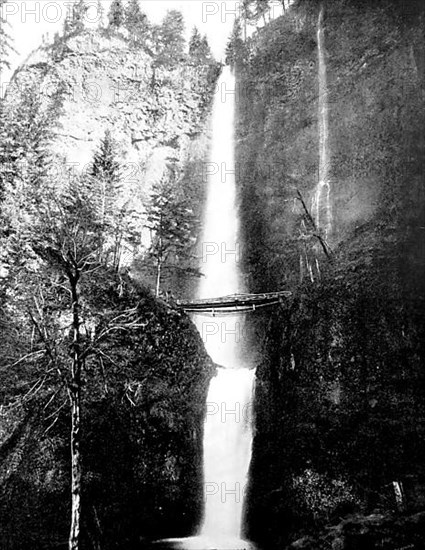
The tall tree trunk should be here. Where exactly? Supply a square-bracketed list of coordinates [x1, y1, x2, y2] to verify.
[69, 385, 81, 550]
[113, 227, 122, 272]
[155, 258, 162, 298]
[99, 180, 106, 263]
[69, 274, 82, 550]
[155, 233, 163, 298]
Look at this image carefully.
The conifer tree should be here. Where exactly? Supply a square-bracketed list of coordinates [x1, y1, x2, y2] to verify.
[225, 18, 246, 67]
[0, 100, 14, 202]
[200, 35, 213, 62]
[90, 130, 122, 264]
[108, 0, 124, 29]
[124, 0, 148, 45]
[0, 82, 63, 207]
[91, 129, 121, 210]
[73, 0, 87, 33]
[90, 130, 141, 270]
[63, 0, 87, 36]
[189, 28, 214, 65]
[189, 26, 202, 57]
[241, 0, 271, 25]
[145, 169, 199, 297]
[153, 10, 186, 67]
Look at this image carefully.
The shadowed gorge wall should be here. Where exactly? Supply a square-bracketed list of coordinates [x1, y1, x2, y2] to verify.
[236, 0, 425, 289]
[0, 274, 214, 549]
[236, 1, 425, 547]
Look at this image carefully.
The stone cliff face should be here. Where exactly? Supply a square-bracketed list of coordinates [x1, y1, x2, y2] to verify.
[6, 29, 217, 249]
[236, 1, 425, 547]
[237, 1, 424, 290]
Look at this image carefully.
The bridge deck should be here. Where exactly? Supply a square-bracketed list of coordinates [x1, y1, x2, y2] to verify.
[177, 291, 292, 315]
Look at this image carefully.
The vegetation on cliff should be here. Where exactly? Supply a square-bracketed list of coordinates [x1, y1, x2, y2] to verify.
[0, 3, 219, 548]
[0, 141, 214, 548]
[0, 266, 213, 549]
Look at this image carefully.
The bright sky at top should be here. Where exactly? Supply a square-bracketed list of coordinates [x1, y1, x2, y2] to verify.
[0, 0, 251, 88]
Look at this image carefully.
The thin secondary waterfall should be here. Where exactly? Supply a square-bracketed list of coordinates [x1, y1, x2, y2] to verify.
[313, 5, 332, 238]
[195, 66, 255, 549]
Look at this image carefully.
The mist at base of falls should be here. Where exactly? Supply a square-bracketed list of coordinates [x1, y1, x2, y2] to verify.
[150, 535, 257, 550]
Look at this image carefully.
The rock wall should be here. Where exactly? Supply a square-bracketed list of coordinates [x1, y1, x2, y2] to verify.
[236, 1, 425, 547]
[236, 0, 425, 290]
[5, 29, 218, 268]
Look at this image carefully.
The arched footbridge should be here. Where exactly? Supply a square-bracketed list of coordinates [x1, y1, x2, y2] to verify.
[176, 291, 292, 316]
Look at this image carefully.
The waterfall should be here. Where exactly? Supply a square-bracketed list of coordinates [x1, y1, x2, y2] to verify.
[200, 368, 254, 544]
[195, 65, 255, 550]
[152, 66, 255, 550]
[313, 5, 332, 238]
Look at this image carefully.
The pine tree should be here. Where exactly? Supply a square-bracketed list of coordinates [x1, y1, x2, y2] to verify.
[0, 100, 15, 202]
[108, 0, 124, 29]
[0, 81, 63, 206]
[96, 0, 103, 27]
[90, 130, 142, 270]
[189, 26, 202, 57]
[91, 130, 121, 200]
[63, 0, 87, 36]
[200, 35, 213, 62]
[154, 10, 186, 67]
[73, 0, 87, 33]
[145, 169, 198, 297]
[189, 28, 214, 65]
[124, 0, 148, 45]
[90, 130, 122, 264]
[241, 0, 270, 25]
[225, 18, 246, 68]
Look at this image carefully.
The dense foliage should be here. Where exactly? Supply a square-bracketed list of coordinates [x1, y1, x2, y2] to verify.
[0, 267, 214, 549]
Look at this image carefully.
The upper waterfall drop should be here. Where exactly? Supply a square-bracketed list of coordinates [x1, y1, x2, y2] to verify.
[195, 65, 246, 368]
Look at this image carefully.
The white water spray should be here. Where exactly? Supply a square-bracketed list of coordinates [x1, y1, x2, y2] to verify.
[195, 66, 255, 550]
[155, 66, 255, 550]
[313, 5, 332, 238]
